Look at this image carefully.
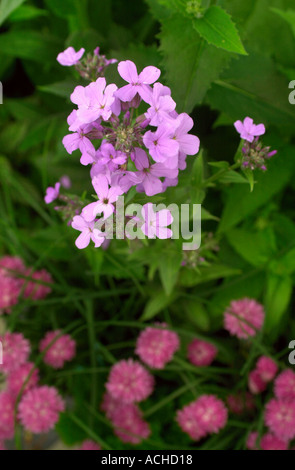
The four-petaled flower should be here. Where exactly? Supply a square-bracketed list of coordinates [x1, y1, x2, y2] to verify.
[82, 175, 122, 221]
[140, 203, 173, 239]
[57, 47, 85, 66]
[71, 215, 105, 249]
[116, 60, 161, 103]
[234, 117, 265, 143]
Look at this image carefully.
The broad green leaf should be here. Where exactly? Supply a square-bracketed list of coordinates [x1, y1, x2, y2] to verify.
[158, 249, 182, 296]
[193, 6, 247, 55]
[9, 5, 48, 21]
[264, 274, 293, 332]
[141, 291, 177, 321]
[0, 0, 25, 26]
[179, 265, 241, 287]
[226, 228, 276, 267]
[219, 170, 248, 185]
[183, 300, 211, 331]
[39, 80, 78, 98]
[159, 14, 231, 113]
[271, 8, 295, 37]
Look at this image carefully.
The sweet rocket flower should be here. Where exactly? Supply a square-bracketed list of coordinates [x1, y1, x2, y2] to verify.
[187, 339, 217, 367]
[80, 440, 101, 450]
[97, 142, 127, 171]
[23, 268, 52, 300]
[0, 332, 30, 374]
[18, 386, 65, 434]
[116, 60, 161, 102]
[226, 392, 255, 415]
[192, 395, 228, 434]
[44, 182, 60, 204]
[234, 117, 265, 143]
[170, 113, 200, 156]
[274, 369, 295, 401]
[145, 83, 176, 126]
[106, 359, 154, 403]
[60, 175, 72, 189]
[140, 203, 173, 239]
[7, 362, 39, 398]
[135, 324, 180, 369]
[82, 175, 122, 221]
[133, 147, 178, 196]
[256, 356, 278, 383]
[0, 256, 25, 278]
[143, 125, 179, 165]
[71, 77, 117, 124]
[71, 215, 105, 249]
[224, 298, 265, 339]
[0, 275, 21, 314]
[265, 398, 295, 441]
[0, 391, 15, 440]
[57, 47, 85, 66]
[260, 433, 288, 450]
[248, 370, 267, 394]
[62, 111, 96, 166]
[40, 330, 76, 369]
[111, 403, 150, 444]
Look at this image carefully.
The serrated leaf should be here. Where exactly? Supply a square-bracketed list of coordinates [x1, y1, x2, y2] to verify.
[0, 0, 25, 26]
[159, 14, 231, 113]
[193, 6, 247, 55]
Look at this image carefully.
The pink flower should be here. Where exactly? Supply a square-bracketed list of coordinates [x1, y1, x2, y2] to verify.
[101, 392, 120, 420]
[246, 431, 259, 450]
[140, 203, 173, 239]
[44, 182, 61, 204]
[135, 324, 180, 369]
[18, 386, 65, 433]
[227, 392, 255, 415]
[0, 391, 15, 440]
[248, 370, 267, 394]
[143, 125, 179, 164]
[71, 78, 117, 123]
[224, 298, 265, 339]
[265, 398, 295, 441]
[0, 332, 30, 374]
[170, 113, 200, 156]
[40, 330, 76, 369]
[112, 403, 150, 444]
[116, 60, 161, 102]
[71, 215, 106, 249]
[145, 83, 176, 126]
[0, 275, 21, 313]
[260, 433, 288, 450]
[234, 117, 265, 143]
[256, 356, 278, 383]
[177, 395, 227, 440]
[80, 440, 101, 450]
[7, 362, 39, 397]
[60, 175, 72, 189]
[57, 47, 85, 66]
[0, 256, 25, 278]
[23, 269, 52, 300]
[274, 369, 295, 401]
[106, 359, 154, 403]
[187, 339, 217, 367]
[82, 175, 122, 221]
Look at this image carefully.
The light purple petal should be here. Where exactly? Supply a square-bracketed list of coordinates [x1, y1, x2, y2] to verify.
[117, 60, 138, 83]
[75, 231, 91, 249]
[139, 66, 161, 84]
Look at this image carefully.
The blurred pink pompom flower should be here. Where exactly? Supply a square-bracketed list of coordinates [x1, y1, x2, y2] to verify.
[224, 298, 265, 339]
[40, 330, 76, 369]
[135, 324, 180, 369]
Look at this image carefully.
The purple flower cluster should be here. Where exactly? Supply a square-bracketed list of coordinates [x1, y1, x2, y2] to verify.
[56, 55, 200, 249]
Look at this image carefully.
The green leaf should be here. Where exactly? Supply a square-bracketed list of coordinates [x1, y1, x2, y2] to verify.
[264, 274, 293, 332]
[179, 265, 241, 287]
[38, 80, 78, 98]
[158, 249, 182, 296]
[0, 0, 25, 26]
[190, 151, 204, 204]
[226, 228, 276, 267]
[9, 5, 48, 21]
[141, 291, 177, 321]
[219, 170, 248, 185]
[193, 6, 246, 55]
[271, 8, 295, 37]
[159, 14, 231, 113]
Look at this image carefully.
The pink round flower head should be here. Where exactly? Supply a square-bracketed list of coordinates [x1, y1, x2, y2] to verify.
[0, 332, 30, 374]
[23, 269, 52, 300]
[0, 256, 25, 278]
[135, 323, 180, 369]
[0, 391, 15, 440]
[80, 440, 101, 450]
[106, 359, 154, 403]
[256, 356, 278, 383]
[40, 330, 76, 369]
[0, 275, 21, 314]
[112, 403, 150, 444]
[224, 298, 265, 339]
[246, 431, 259, 450]
[192, 395, 228, 434]
[274, 369, 295, 401]
[260, 433, 288, 450]
[227, 392, 255, 415]
[101, 392, 121, 420]
[187, 338, 217, 367]
[7, 362, 39, 398]
[265, 398, 295, 441]
[176, 401, 208, 441]
[18, 385, 65, 434]
[248, 370, 267, 395]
